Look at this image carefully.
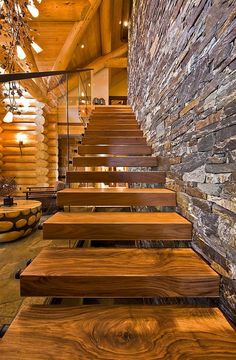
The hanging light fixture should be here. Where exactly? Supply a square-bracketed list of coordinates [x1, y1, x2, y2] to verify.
[0, 0, 43, 119]
[3, 111, 14, 123]
[31, 41, 43, 54]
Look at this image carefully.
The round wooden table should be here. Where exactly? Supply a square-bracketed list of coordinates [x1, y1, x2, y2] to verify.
[0, 200, 42, 243]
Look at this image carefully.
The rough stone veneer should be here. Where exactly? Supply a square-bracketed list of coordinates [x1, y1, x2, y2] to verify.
[128, 0, 236, 321]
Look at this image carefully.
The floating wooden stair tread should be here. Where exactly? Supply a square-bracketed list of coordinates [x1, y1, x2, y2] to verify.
[43, 212, 192, 240]
[77, 145, 152, 155]
[82, 137, 147, 145]
[1, 305, 236, 359]
[73, 156, 158, 167]
[21, 248, 219, 297]
[57, 188, 176, 206]
[66, 171, 166, 184]
[87, 124, 139, 130]
[84, 130, 143, 137]
[89, 119, 137, 124]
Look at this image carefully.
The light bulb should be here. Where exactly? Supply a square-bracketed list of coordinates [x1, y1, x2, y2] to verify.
[27, 3, 39, 17]
[16, 45, 26, 60]
[3, 111, 14, 123]
[81, 44, 85, 49]
[123, 21, 128, 27]
[31, 41, 43, 53]
[21, 97, 30, 108]
[16, 133, 27, 144]
[88, 83, 91, 87]
[81, 92, 85, 97]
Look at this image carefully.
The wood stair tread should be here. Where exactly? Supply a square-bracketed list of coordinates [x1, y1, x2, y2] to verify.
[77, 145, 152, 155]
[66, 171, 166, 183]
[73, 156, 158, 167]
[87, 125, 139, 130]
[43, 212, 192, 241]
[57, 188, 176, 206]
[20, 248, 219, 297]
[84, 130, 143, 136]
[1, 305, 235, 359]
[82, 137, 147, 145]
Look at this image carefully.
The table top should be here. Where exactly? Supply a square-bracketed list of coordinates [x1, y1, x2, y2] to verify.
[0, 200, 41, 213]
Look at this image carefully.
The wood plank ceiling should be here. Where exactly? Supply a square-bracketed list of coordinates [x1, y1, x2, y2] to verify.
[30, 0, 125, 73]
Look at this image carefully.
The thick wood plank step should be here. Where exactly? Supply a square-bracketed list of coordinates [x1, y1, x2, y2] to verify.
[66, 171, 166, 184]
[89, 119, 137, 124]
[57, 188, 175, 206]
[77, 145, 152, 155]
[87, 124, 139, 130]
[84, 130, 143, 137]
[73, 156, 158, 167]
[1, 305, 235, 359]
[20, 248, 219, 297]
[43, 212, 192, 241]
[82, 137, 147, 145]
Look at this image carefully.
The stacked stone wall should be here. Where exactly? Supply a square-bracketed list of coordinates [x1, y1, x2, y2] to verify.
[129, 0, 236, 321]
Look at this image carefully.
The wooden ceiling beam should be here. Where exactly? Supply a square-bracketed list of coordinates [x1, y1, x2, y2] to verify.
[51, 0, 102, 73]
[48, 44, 128, 98]
[105, 57, 127, 68]
[85, 43, 128, 73]
[100, 0, 112, 55]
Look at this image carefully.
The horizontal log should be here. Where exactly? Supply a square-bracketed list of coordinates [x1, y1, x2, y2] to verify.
[2, 163, 36, 171]
[1, 147, 37, 155]
[2, 171, 38, 178]
[3, 156, 36, 163]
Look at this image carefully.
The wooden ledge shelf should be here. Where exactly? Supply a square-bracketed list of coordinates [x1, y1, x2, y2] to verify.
[57, 188, 176, 206]
[20, 248, 219, 297]
[73, 156, 158, 167]
[66, 171, 166, 184]
[43, 212, 192, 240]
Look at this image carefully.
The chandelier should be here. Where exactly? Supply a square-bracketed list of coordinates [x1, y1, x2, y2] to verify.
[0, 0, 43, 122]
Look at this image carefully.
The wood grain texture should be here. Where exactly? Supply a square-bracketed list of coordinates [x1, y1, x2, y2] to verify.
[89, 119, 137, 124]
[87, 124, 139, 130]
[77, 145, 152, 155]
[73, 156, 158, 167]
[20, 248, 219, 297]
[43, 212, 192, 240]
[1, 305, 236, 359]
[66, 171, 166, 184]
[57, 188, 176, 206]
[84, 130, 143, 137]
[82, 137, 147, 145]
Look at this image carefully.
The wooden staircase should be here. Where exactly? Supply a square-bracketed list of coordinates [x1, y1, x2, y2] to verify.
[1, 106, 236, 359]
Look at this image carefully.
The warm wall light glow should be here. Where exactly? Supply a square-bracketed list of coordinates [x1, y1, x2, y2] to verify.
[3, 111, 13, 123]
[21, 97, 30, 108]
[16, 45, 26, 60]
[16, 133, 27, 144]
[88, 83, 91, 87]
[81, 92, 85, 97]
[81, 44, 85, 48]
[27, 3, 39, 17]
[123, 21, 128, 27]
[31, 41, 43, 53]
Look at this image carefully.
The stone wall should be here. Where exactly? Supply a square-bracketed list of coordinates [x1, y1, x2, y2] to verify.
[128, 0, 236, 321]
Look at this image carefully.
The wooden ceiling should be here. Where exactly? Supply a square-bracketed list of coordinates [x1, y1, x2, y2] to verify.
[30, 0, 125, 72]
